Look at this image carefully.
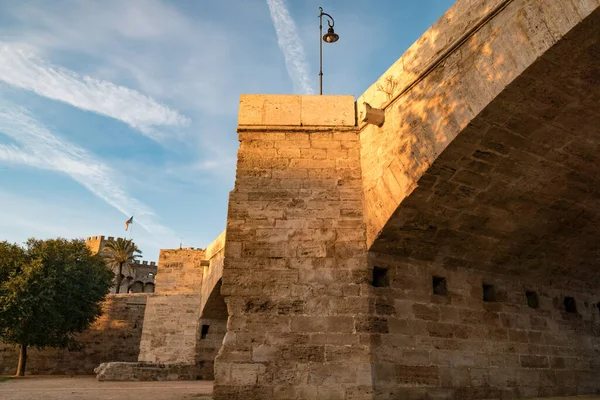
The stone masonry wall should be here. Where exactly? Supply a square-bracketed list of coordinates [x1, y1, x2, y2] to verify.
[214, 95, 374, 399]
[137, 294, 202, 364]
[0, 294, 147, 375]
[137, 248, 206, 365]
[197, 318, 227, 379]
[156, 248, 205, 294]
[369, 252, 600, 399]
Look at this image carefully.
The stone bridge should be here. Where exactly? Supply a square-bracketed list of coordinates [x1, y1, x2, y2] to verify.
[214, 0, 600, 399]
[98, 0, 600, 398]
[97, 231, 228, 381]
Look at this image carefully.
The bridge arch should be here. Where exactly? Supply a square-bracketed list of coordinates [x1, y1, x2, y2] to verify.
[360, 1, 600, 284]
[356, 2, 600, 398]
[197, 279, 227, 380]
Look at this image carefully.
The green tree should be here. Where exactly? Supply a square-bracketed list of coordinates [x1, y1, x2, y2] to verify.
[102, 238, 142, 294]
[0, 238, 113, 376]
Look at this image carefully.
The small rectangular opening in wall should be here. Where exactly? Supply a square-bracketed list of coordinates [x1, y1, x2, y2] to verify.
[201, 325, 210, 339]
[482, 284, 496, 302]
[372, 267, 389, 288]
[564, 297, 577, 313]
[526, 290, 539, 309]
[432, 276, 447, 296]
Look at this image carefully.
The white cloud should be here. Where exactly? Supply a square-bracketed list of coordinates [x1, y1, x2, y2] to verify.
[0, 43, 190, 141]
[266, 0, 314, 94]
[0, 100, 175, 239]
[3, 0, 282, 118]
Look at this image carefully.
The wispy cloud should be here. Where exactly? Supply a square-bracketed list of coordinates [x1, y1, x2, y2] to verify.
[0, 100, 175, 238]
[0, 43, 190, 141]
[266, 0, 314, 94]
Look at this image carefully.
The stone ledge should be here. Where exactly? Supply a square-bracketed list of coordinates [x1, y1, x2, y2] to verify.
[237, 125, 359, 133]
[95, 361, 203, 381]
[238, 94, 355, 127]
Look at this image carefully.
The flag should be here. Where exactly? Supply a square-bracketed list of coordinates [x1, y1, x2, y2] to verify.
[125, 216, 133, 231]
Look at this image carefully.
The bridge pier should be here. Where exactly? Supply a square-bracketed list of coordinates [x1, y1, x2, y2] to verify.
[214, 95, 375, 399]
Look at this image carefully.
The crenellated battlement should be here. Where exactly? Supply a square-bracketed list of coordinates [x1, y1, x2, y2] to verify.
[86, 235, 105, 241]
[134, 261, 157, 267]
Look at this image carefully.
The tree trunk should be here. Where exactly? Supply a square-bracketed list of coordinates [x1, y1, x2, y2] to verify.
[115, 262, 123, 294]
[15, 344, 27, 377]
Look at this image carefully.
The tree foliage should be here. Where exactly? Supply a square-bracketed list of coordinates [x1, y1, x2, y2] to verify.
[102, 238, 141, 294]
[0, 238, 113, 375]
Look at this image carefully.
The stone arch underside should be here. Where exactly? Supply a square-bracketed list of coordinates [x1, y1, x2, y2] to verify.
[370, 5, 600, 287]
[197, 279, 228, 380]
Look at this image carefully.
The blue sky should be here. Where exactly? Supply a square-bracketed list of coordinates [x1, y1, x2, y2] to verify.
[0, 0, 455, 261]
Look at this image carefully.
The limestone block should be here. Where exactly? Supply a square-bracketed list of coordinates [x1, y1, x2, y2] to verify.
[301, 95, 355, 126]
[238, 94, 301, 125]
[230, 363, 265, 385]
[95, 362, 199, 381]
[238, 94, 356, 126]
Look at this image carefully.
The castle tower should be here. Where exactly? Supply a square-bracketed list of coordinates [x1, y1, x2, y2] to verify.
[85, 235, 108, 255]
[86, 235, 157, 294]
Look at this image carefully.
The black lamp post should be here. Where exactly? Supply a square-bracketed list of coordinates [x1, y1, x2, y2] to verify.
[319, 7, 339, 95]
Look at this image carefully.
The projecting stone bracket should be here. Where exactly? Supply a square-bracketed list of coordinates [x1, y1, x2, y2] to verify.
[362, 102, 385, 127]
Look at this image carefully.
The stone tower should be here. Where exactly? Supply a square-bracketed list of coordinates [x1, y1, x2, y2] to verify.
[86, 235, 157, 294]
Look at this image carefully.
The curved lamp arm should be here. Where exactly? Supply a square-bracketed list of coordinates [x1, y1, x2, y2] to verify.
[319, 7, 335, 28]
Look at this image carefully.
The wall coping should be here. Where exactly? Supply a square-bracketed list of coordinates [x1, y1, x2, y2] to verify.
[238, 94, 355, 127]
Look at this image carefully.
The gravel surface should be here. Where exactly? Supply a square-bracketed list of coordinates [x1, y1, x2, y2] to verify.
[0, 376, 212, 400]
[1, 377, 599, 400]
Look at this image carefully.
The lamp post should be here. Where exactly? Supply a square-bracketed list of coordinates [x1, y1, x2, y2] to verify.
[319, 7, 339, 95]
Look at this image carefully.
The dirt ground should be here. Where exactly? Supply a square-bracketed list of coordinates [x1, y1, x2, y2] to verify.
[0, 376, 212, 400]
[1, 377, 600, 400]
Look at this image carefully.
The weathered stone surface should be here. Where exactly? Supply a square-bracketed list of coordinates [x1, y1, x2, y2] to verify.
[0, 294, 148, 375]
[359, 0, 600, 254]
[138, 294, 202, 364]
[301, 95, 355, 126]
[214, 95, 368, 399]
[238, 94, 355, 127]
[156, 248, 205, 294]
[95, 362, 199, 381]
[137, 233, 227, 379]
[369, 251, 600, 397]
[368, 5, 600, 287]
